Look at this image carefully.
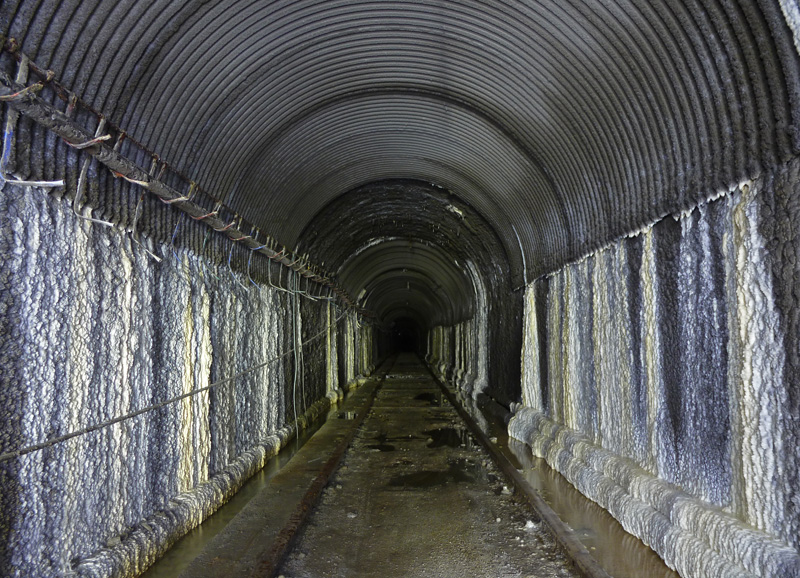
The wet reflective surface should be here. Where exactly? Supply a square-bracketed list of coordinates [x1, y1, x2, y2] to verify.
[423, 426, 473, 448]
[508, 441, 680, 578]
[413, 392, 440, 405]
[140, 411, 331, 578]
[279, 355, 581, 578]
[145, 355, 680, 578]
[388, 458, 480, 487]
[459, 395, 681, 578]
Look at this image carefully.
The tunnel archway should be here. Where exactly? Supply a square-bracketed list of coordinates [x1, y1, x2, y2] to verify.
[388, 316, 421, 353]
[298, 180, 515, 395]
[2, 2, 800, 577]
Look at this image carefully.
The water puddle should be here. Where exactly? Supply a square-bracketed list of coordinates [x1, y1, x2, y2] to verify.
[140, 409, 332, 578]
[424, 427, 473, 448]
[459, 396, 682, 578]
[338, 411, 357, 420]
[388, 459, 478, 487]
[366, 432, 396, 452]
[413, 392, 440, 406]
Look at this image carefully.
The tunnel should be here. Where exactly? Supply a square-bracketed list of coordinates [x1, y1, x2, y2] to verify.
[1, 1, 800, 577]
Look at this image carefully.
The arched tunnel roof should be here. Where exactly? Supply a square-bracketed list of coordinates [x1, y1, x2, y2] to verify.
[4, 0, 800, 306]
[299, 180, 507, 327]
[340, 240, 474, 328]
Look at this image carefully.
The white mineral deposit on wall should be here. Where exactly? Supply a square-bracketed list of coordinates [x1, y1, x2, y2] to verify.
[512, 164, 800, 578]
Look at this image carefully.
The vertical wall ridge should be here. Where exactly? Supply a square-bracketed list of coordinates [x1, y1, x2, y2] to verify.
[512, 155, 800, 577]
[0, 183, 375, 578]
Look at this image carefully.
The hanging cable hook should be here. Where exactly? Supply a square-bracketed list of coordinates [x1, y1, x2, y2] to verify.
[0, 82, 44, 102]
[231, 217, 251, 242]
[131, 190, 162, 262]
[227, 234, 249, 291]
[169, 213, 186, 263]
[1, 55, 63, 189]
[246, 228, 262, 289]
[65, 133, 111, 150]
[72, 117, 113, 227]
[266, 251, 290, 294]
[191, 201, 221, 221]
[300, 272, 318, 301]
[160, 181, 197, 205]
[200, 230, 220, 282]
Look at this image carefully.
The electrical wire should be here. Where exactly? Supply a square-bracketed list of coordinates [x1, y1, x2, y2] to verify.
[0, 307, 348, 464]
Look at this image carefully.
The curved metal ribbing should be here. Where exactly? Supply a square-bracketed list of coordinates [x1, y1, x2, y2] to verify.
[4, 0, 798, 282]
[3, 5, 800, 576]
[339, 240, 476, 327]
[298, 180, 506, 323]
[298, 179, 522, 407]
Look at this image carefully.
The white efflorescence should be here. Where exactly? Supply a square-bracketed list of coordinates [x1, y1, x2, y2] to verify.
[509, 409, 799, 578]
[343, 315, 356, 386]
[0, 185, 360, 578]
[641, 227, 661, 476]
[726, 181, 788, 534]
[512, 159, 800, 578]
[520, 284, 540, 410]
[425, 260, 488, 398]
[326, 301, 339, 396]
[779, 0, 800, 55]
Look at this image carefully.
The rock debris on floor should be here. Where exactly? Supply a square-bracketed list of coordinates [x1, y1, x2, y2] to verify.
[278, 355, 581, 578]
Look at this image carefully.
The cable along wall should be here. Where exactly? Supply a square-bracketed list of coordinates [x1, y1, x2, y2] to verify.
[511, 158, 800, 578]
[0, 182, 376, 578]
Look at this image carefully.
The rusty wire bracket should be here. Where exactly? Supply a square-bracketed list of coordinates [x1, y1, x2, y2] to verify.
[0, 39, 367, 315]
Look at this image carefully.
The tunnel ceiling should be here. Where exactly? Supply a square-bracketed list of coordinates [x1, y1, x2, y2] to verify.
[339, 240, 475, 328]
[4, 0, 800, 284]
[299, 180, 508, 328]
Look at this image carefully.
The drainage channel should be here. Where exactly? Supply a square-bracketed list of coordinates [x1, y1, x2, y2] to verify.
[177, 362, 389, 578]
[174, 353, 617, 578]
[140, 405, 337, 578]
[432, 372, 681, 578]
[450, 392, 682, 578]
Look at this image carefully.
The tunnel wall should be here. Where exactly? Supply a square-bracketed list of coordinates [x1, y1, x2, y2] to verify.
[0, 184, 372, 578]
[337, 314, 377, 391]
[427, 317, 485, 396]
[426, 260, 491, 398]
[511, 157, 800, 578]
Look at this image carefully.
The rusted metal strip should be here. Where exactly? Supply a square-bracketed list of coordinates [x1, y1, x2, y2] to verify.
[427, 366, 613, 578]
[250, 362, 392, 578]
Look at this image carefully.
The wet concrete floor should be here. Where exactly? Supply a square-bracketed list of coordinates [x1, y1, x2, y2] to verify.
[161, 352, 679, 578]
[141, 415, 330, 578]
[458, 395, 681, 578]
[277, 355, 581, 578]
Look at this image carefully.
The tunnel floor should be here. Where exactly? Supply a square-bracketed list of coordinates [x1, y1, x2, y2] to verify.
[149, 352, 679, 578]
[276, 354, 580, 578]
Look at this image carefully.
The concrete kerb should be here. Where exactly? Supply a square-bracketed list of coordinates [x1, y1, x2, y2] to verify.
[177, 357, 395, 578]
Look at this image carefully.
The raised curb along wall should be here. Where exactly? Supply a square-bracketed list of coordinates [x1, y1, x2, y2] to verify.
[510, 157, 800, 578]
[0, 184, 375, 578]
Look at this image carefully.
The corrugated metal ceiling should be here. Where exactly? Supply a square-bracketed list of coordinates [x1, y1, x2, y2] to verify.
[3, 0, 799, 285]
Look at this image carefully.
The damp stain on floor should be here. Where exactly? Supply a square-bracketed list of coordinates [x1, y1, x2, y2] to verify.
[277, 354, 582, 578]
